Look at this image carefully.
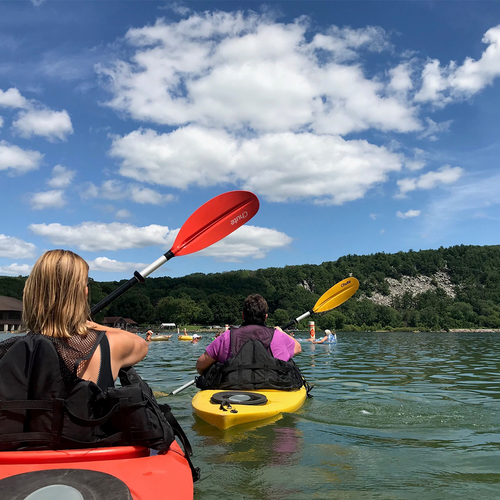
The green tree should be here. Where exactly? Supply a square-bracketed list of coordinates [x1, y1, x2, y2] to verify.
[208, 294, 242, 325]
[106, 291, 155, 324]
[270, 308, 289, 327]
[156, 295, 201, 326]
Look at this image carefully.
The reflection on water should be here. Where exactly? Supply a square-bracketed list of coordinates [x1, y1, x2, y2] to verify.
[4, 331, 499, 498]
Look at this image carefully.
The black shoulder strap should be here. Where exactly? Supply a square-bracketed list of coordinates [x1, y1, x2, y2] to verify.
[97, 333, 114, 390]
[229, 328, 235, 359]
[74, 330, 106, 372]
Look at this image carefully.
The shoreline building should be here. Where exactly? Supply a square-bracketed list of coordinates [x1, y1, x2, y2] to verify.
[102, 317, 138, 331]
[0, 296, 23, 332]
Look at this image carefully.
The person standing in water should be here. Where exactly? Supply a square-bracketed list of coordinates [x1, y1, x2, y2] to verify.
[306, 329, 336, 344]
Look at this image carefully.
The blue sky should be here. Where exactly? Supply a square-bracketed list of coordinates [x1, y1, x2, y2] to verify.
[1, 1, 500, 281]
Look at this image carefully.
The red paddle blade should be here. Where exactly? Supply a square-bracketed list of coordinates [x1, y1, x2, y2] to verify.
[171, 190, 260, 257]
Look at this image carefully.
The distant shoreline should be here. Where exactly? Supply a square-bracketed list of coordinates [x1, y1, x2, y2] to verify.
[448, 328, 500, 333]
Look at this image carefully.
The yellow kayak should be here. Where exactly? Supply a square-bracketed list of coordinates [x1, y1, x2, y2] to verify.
[178, 335, 193, 341]
[191, 388, 307, 429]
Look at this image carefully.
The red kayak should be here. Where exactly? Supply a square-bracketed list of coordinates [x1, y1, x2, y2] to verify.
[0, 442, 193, 500]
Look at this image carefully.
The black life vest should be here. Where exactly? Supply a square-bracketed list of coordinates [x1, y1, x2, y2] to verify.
[196, 325, 307, 391]
[0, 333, 200, 482]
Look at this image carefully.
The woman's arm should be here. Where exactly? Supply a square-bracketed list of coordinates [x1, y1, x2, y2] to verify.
[196, 352, 216, 374]
[88, 321, 148, 377]
[275, 326, 302, 355]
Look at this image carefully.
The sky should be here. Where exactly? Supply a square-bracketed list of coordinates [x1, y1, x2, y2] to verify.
[1, 0, 500, 281]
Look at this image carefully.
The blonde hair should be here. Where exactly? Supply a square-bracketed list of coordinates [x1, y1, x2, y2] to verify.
[23, 249, 90, 338]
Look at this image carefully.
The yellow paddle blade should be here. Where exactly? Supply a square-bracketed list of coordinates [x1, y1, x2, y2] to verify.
[313, 277, 359, 313]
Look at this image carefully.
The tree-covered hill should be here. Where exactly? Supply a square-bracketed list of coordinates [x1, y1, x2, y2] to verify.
[2, 244, 500, 331]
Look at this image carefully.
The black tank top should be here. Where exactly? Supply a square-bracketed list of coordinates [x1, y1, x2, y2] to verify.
[97, 334, 115, 390]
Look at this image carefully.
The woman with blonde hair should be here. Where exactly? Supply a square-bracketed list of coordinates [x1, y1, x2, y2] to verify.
[22, 249, 148, 388]
[0, 250, 200, 481]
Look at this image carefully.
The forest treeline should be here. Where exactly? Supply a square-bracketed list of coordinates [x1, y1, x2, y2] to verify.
[1, 244, 500, 331]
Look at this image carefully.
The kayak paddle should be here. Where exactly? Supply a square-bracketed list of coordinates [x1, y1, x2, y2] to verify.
[281, 277, 359, 330]
[152, 378, 197, 398]
[91, 190, 260, 316]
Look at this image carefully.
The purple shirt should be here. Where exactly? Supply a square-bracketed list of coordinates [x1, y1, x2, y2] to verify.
[206, 329, 296, 363]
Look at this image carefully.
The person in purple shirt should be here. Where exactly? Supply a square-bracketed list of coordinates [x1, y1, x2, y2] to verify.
[196, 294, 301, 375]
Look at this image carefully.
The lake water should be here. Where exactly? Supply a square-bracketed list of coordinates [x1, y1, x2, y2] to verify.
[140, 331, 500, 499]
[2, 330, 498, 498]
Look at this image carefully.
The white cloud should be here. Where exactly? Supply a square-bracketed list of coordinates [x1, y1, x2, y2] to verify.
[0, 234, 36, 259]
[80, 182, 99, 199]
[159, 3, 192, 16]
[369, 213, 378, 220]
[404, 147, 426, 171]
[418, 117, 452, 141]
[166, 224, 293, 262]
[115, 209, 131, 218]
[0, 88, 28, 109]
[396, 165, 464, 197]
[0, 140, 43, 174]
[47, 165, 76, 188]
[28, 219, 289, 261]
[88, 257, 147, 273]
[310, 25, 392, 61]
[98, 13, 420, 135]
[396, 209, 421, 219]
[415, 59, 448, 104]
[30, 190, 66, 210]
[0, 116, 3, 128]
[415, 25, 500, 105]
[12, 108, 73, 142]
[388, 63, 413, 93]
[29, 222, 170, 251]
[109, 128, 236, 189]
[0, 263, 32, 276]
[81, 179, 175, 205]
[110, 127, 403, 205]
[405, 160, 425, 171]
[450, 26, 500, 94]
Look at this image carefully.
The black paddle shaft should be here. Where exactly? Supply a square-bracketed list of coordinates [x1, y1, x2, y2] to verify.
[281, 309, 313, 331]
[90, 274, 142, 317]
[90, 250, 176, 317]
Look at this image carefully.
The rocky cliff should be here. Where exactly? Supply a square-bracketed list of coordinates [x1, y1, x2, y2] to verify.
[365, 271, 456, 307]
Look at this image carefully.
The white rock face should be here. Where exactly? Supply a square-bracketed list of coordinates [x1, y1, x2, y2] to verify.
[299, 279, 313, 292]
[367, 271, 456, 307]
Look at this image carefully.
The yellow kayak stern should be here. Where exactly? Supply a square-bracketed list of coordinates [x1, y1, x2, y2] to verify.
[191, 387, 307, 430]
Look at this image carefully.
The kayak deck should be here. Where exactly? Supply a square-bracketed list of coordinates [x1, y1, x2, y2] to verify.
[0, 443, 193, 500]
[192, 388, 307, 430]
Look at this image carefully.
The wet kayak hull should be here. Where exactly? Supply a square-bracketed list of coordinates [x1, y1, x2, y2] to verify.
[192, 388, 307, 429]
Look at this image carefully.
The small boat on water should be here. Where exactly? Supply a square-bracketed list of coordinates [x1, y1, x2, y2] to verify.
[0, 442, 193, 499]
[150, 334, 172, 342]
[192, 388, 307, 430]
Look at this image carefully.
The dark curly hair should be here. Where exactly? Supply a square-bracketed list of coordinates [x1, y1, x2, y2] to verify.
[242, 294, 269, 325]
